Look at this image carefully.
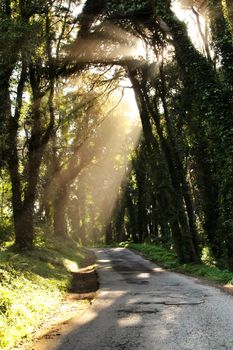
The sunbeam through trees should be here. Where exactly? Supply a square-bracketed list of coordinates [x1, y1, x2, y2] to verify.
[1, 2, 233, 346]
[1, 0, 233, 347]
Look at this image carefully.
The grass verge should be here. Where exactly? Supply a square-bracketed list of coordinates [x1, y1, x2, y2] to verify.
[0, 239, 86, 350]
[122, 242, 233, 285]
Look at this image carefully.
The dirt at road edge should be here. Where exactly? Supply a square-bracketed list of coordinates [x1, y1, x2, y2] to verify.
[16, 249, 99, 350]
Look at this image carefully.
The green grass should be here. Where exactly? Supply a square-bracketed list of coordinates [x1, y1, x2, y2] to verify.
[122, 242, 233, 285]
[0, 238, 86, 350]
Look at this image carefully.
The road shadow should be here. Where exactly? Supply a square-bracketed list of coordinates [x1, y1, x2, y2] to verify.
[31, 248, 233, 350]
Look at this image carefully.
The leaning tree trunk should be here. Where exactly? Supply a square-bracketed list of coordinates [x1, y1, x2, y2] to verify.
[158, 63, 199, 253]
[14, 61, 54, 249]
[136, 69, 199, 263]
[128, 68, 196, 263]
[7, 58, 31, 248]
[154, 3, 233, 264]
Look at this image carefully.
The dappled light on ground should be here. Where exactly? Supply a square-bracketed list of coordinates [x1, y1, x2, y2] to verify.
[2, 0, 233, 348]
[29, 248, 233, 350]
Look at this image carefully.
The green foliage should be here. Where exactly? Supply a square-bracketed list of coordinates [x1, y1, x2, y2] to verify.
[106, 0, 149, 14]
[126, 243, 233, 284]
[1, 5, 233, 347]
[0, 289, 12, 314]
[0, 238, 86, 349]
[125, 242, 179, 268]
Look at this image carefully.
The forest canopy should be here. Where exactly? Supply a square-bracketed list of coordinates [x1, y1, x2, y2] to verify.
[0, 0, 233, 270]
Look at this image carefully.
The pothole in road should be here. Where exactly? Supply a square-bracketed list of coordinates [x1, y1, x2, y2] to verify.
[117, 309, 160, 314]
[133, 299, 204, 306]
[127, 299, 204, 306]
[129, 292, 205, 305]
[164, 299, 204, 305]
[136, 302, 154, 305]
[126, 279, 149, 285]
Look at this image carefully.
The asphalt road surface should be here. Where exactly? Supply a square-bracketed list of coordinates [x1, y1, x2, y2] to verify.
[36, 248, 233, 350]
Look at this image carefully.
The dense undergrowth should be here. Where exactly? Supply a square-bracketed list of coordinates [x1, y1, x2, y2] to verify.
[0, 238, 86, 350]
[120, 243, 233, 285]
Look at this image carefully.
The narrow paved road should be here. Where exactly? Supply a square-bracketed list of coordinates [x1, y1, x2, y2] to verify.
[36, 248, 233, 350]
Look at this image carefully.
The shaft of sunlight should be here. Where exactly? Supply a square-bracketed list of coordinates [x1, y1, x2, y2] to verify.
[68, 86, 142, 243]
[172, 0, 208, 51]
[69, 23, 147, 64]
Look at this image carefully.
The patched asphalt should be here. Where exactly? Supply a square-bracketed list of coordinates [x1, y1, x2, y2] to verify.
[34, 248, 233, 350]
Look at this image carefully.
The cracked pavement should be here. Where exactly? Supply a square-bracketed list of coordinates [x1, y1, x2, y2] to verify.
[34, 248, 233, 350]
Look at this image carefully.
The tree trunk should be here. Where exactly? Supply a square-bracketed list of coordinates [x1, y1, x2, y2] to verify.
[225, 0, 233, 25]
[125, 185, 138, 242]
[158, 63, 199, 254]
[14, 203, 34, 249]
[128, 68, 196, 263]
[135, 157, 148, 243]
[208, 0, 233, 85]
[53, 186, 68, 238]
[13, 61, 55, 249]
[105, 221, 113, 245]
[0, 77, 11, 168]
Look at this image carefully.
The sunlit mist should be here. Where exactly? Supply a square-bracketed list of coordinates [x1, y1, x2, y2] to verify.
[67, 85, 142, 244]
[172, 0, 209, 52]
[68, 22, 147, 64]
